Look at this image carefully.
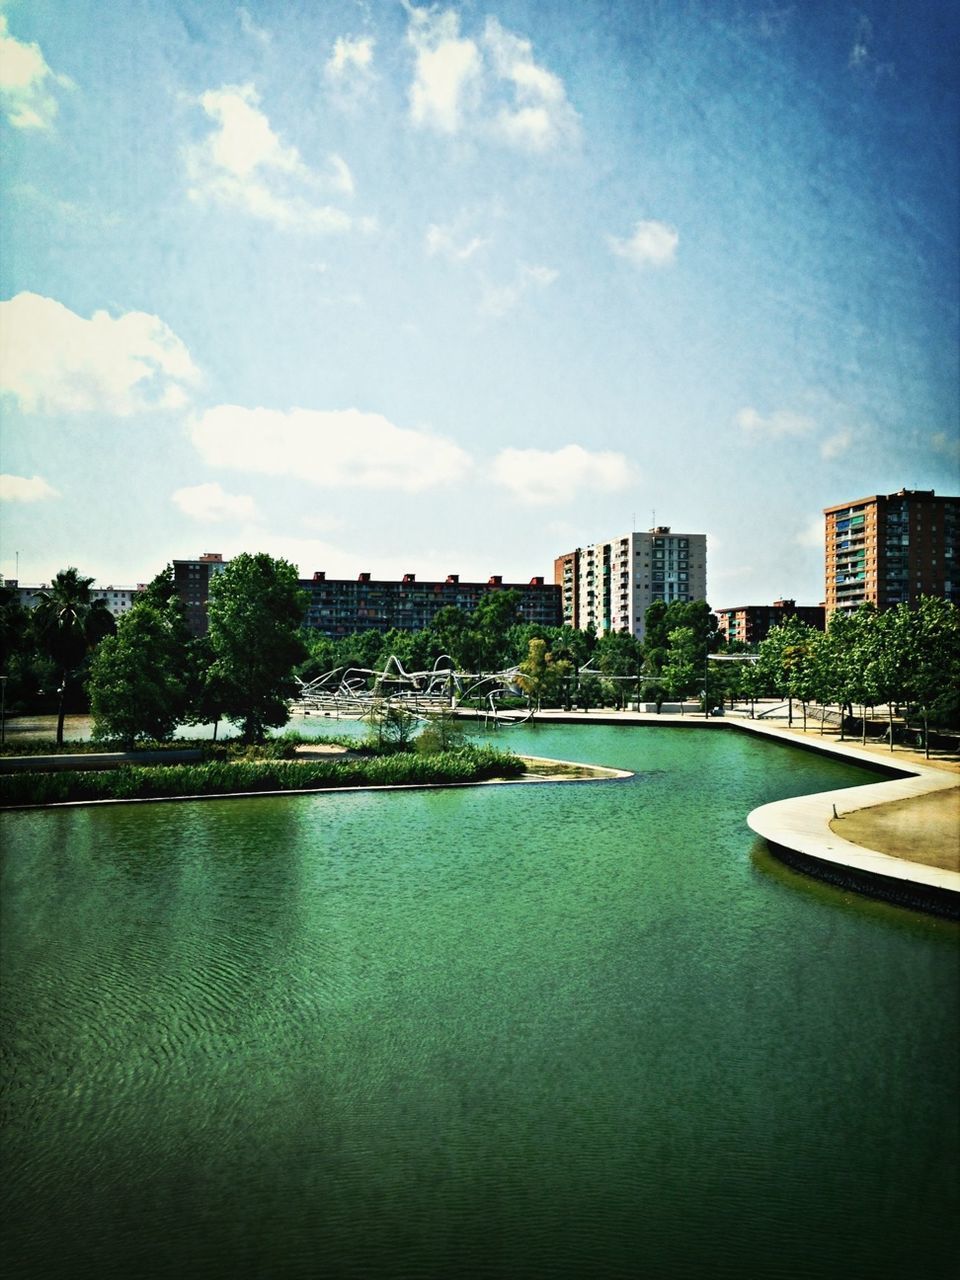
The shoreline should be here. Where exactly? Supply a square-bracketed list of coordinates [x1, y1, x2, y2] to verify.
[3, 708, 957, 917]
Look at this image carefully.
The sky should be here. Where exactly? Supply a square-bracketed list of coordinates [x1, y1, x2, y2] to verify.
[0, 0, 957, 608]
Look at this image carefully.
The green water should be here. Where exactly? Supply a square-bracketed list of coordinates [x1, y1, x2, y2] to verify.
[2, 725, 957, 1279]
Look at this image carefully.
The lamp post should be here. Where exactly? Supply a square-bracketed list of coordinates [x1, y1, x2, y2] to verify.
[0, 675, 7, 747]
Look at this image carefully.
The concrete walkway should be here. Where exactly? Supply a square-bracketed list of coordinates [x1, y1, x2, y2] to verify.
[735, 718, 959, 915]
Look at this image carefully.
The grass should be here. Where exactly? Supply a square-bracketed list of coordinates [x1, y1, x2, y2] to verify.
[0, 745, 525, 808]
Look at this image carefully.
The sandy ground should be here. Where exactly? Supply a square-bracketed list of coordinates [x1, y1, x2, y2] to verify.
[770, 719, 960, 774]
[830, 788, 960, 871]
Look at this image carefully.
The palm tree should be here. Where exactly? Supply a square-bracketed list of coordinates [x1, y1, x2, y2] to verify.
[33, 568, 115, 745]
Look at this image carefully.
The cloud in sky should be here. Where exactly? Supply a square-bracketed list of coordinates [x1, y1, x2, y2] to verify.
[795, 515, 825, 548]
[0, 13, 72, 129]
[404, 6, 577, 150]
[929, 430, 960, 465]
[172, 482, 258, 523]
[185, 84, 353, 232]
[0, 292, 199, 416]
[820, 428, 853, 459]
[480, 262, 557, 316]
[406, 5, 482, 134]
[491, 444, 635, 505]
[190, 405, 472, 492]
[0, 473, 60, 503]
[425, 220, 489, 261]
[325, 34, 375, 107]
[608, 220, 679, 268]
[736, 406, 816, 439]
[238, 7, 271, 46]
[482, 16, 580, 151]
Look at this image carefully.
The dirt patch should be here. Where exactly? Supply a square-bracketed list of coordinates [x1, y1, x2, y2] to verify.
[830, 788, 960, 871]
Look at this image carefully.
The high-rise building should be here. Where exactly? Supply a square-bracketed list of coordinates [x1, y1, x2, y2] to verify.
[554, 527, 707, 640]
[715, 599, 825, 647]
[300, 572, 561, 637]
[173, 552, 229, 635]
[823, 489, 959, 615]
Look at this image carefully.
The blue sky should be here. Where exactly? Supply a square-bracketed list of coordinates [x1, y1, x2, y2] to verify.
[1, 0, 957, 607]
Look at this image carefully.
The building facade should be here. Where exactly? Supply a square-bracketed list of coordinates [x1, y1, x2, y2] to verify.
[2, 580, 142, 617]
[300, 572, 561, 637]
[823, 489, 959, 615]
[173, 552, 229, 636]
[715, 599, 825, 647]
[554, 527, 707, 640]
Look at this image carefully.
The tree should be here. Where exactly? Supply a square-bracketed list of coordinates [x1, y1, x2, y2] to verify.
[33, 568, 115, 745]
[206, 553, 308, 742]
[470, 588, 522, 670]
[516, 637, 572, 710]
[661, 626, 698, 713]
[595, 631, 642, 708]
[902, 596, 960, 758]
[758, 617, 820, 729]
[88, 601, 187, 745]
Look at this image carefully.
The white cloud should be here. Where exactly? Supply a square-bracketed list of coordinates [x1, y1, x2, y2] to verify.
[848, 15, 893, 76]
[0, 473, 60, 503]
[328, 34, 374, 76]
[238, 7, 271, 45]
[820, 428, 853, 459]
[736, 407, 815, 439]
[325, 35, 375, 109]
[608, 220, 679, 269]
[481, 262, 557, 316]
[403, 8, 576, 151]
[190, 405, 472, 492]
[185, 84, 353, 232]
[0, 13, 72, 130]
[425, 221, 489, 261]
[795, 516, 825, 548]
[482, 17, 580, 151]
[930, 430, 960, 465]
[406, 5, 482, 134]
[491, 444, 635, 505]
[0, 292, 199, 416]
[172, 482, 258, 523]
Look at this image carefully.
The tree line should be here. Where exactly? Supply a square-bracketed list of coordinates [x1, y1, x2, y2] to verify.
[1, 554, 957, 751]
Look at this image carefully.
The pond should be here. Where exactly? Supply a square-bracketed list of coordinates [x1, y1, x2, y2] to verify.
[2, 723, 957, 1279]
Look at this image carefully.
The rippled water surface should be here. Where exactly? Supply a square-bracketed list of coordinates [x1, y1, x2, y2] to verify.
[2, 725, 958, 1279]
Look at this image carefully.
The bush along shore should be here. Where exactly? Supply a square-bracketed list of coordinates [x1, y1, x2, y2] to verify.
[0, 745, 526, 809]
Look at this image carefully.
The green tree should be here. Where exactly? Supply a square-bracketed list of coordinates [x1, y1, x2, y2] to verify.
[662, 626, 698, 714]
[595, 630, 642, 708]
[206, 553, 308, 743]
[902, 596, 960, 757]
[516, 637, 572, 710]
[88, 601, 187, 745]
[33, 568, 115, 744]
[470, 588, 522, 669]
[758, 617, 820, 729]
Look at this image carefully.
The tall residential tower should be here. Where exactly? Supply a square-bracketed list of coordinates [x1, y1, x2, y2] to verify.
[555, 527, 707, 641]
[823, 489, 958, 615]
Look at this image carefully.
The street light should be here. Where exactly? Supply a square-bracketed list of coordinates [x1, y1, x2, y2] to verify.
[0, 675, 7, 747]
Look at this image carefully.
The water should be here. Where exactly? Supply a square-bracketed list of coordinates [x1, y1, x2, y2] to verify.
[2, 725, 957, 1279]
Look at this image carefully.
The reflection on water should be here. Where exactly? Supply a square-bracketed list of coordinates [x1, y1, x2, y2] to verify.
[2, 724, 957, 1280]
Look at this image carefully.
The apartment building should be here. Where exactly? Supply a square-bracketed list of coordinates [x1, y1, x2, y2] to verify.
[555, 527, 707, 640]
[173, 552, 229, 636]
[2, 580, 142, 617]
[823, 489, 959, 615]
[300, 572, 561, 637]
[715, 599, 825, 647]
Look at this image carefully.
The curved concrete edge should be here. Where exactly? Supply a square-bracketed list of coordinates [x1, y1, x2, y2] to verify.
[742, 725, 960, 913]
